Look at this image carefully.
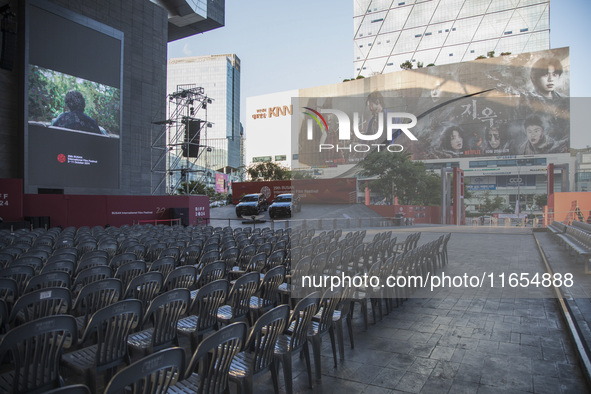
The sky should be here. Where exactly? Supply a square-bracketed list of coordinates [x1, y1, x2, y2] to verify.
[168, 0, 591, 149]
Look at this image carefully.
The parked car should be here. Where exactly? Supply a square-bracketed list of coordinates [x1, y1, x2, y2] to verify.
[235, 193, 268, 217]
[268, 193, 301, 219]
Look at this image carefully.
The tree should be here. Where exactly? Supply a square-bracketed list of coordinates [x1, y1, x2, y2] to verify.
[359, 150, 441, 205]
[476, 191, 504, 215]
[417, 61, 424, 68]
[534, 193, 548, 208]
[400, 61, 413, 70]
[246, 162, 291, 181]
[487, 50, 495, 58]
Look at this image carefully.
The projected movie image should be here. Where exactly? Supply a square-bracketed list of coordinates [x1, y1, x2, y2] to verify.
[296, 48, 570, 171]
[28, 65, 120, 137]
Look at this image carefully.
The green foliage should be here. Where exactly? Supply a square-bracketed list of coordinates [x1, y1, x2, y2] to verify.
[246, 162, 291, 181]
[475, 55, 487, 60]
[534, 193, 548, 208]
[487, 51, 495, 58]
[417, 61, 424, 68]
[400, 61, 413, 70]
[476, 191, 504, 215]
[28, 65, 120, 135]
[359, 150, 441, 205]
[427, 63, 436, 67]
[176, 180, 228, 201]
[500, 52, 512, 56]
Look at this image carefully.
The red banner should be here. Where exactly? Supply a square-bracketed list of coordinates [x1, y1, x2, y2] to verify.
[0, 179, 24, 222]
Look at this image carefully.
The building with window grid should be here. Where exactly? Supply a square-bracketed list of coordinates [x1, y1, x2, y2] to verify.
[354, 0, 550, 77]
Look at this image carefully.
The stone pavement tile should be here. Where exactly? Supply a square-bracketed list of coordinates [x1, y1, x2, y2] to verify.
[519, 333, 540, 346]
[532, 374, 565, 394]
[530, 359, 559, 377]
[409, 356, 439, 375]
[360, 384, 396, 394]
[409, 343, 436, 358]
[455, 363, 482, 383]
[450, 348, 466, 363]
[541, 344, 568, 363]
[313, 375, 369, 394]
[448, 379, 480, 394]
[476, 338, 500, 354]
[497, 341, 522, 355]
[429, 345, 456, 361]
[476, 385, 531, 394]
[394, 371, 430, 393]
[371, 366, 405, 389]
[430, 360, 460, 380]
[420, 376, 453, 394]
[556, 360, 585, 381]
[504, 370, 534, 392]
[386, 352, 416, 371]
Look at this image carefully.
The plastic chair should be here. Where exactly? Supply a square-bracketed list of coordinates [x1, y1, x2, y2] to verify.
[308, 288, 341, 380]
[164, 265, 197, 291]
[274, 292, 319, 394]
[169, 323, 246, 394]
[76, 255, 108, 276]
[0, 265, 35, 297]
[149, 256, 176, 278]
[24, 271, 70, 293]
[73, 266, 112, 294]
[177, 279, 229, 352]
[0, 315, 77, 393]
[114, 261, 147, 291]
[217, 271, 260, 326]
[194, 260, 226, 290]
[61, 299, 142, 393]
[229, 304, 290, 394]
[249, 265, 286, 322]
[181, 244, 202, 266]
[124, 272, 164, 313]
[108, 252, 137, 271]
[11, 255, 43, 272]
[103, 347, 184, 394]
[72, 278, 123, 334]
[198, 250, 220, 270]
[127, 288, 190, 357]
[8, 287, 72, 327]
[40, 260, 76, 278]
[0, 277, 18, 304]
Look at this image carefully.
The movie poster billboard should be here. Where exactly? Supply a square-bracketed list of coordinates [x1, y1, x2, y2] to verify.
[295, 47, 569, 173]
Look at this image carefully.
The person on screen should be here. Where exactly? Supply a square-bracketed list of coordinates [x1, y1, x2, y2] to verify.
[482, 123, 511, 155]
[438, 125, 467, 157]
[52, 90, 102, 134]
[530, 57, 564, 100]
[519, 115, 567, 155]
[365, 91, 402, 144]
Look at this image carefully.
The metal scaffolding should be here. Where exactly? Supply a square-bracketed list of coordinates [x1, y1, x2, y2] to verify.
[151, 84, 213, 195]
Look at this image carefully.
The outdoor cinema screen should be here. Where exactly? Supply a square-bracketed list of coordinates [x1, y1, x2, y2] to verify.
[25, 0, 123, 192]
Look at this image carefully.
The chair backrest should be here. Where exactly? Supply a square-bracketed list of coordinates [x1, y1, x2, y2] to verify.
[0, 315, 77, 393]
[246, 252, 267, 273]
[72, 278, 123, 325]
[11, 255, 43, 273]
[0, 265, 37, 300]
[125, 272, 164, 312]
[190, 279, 229, 331]
[81, 299, 142, 372]
[267, 249, 286, 270]
[246, 304, 289, 375]
[109, 252, 137, 271]
[288, 291, 319, 350]
[182, 244, 202, 266]
[142, 288, 190, 352]
[104, 347, 185, 394]
[199, 250, 220, 268]
[9, 287, 72, 326]
[185, 322, 247, 393]
[164, 265, 197, 291]
[228, 272, 260, 320]
[44, 384, 91, 394]
[316, 288, 341, 333]
[73, 265, 112, 293]
[196, 260, 226, 288]
[149, 256, 176, 277]
[255, 265, 286, 309]
[115, 260, 147, 290]
[0, 277, 18, 303]
[40, 260, 76, 277]
[24, 271, 70, 293]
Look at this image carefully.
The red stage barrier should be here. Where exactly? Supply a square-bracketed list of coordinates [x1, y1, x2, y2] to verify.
[22, 194, 209, 228]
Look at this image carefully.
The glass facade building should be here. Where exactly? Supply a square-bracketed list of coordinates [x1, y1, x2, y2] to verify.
[167, 54, 241, 172]
[354, 0, 550, 77]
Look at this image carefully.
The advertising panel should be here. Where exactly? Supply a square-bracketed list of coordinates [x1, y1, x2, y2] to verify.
[295, 48, 569, 176]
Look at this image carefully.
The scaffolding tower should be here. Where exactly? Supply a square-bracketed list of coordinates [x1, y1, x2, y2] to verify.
[151, 85, 213, 195]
